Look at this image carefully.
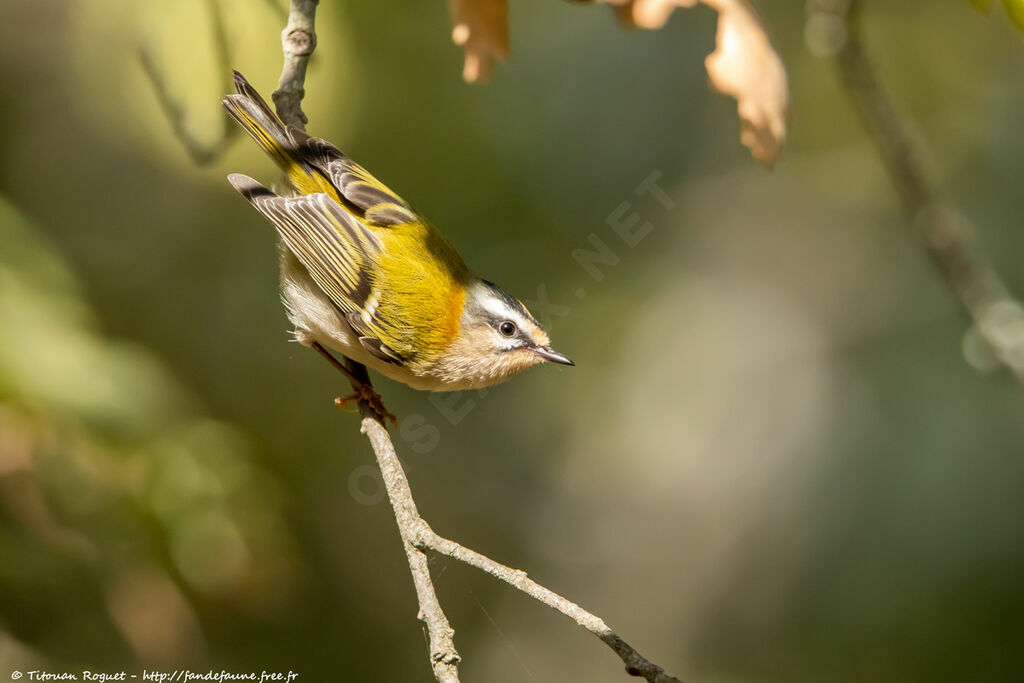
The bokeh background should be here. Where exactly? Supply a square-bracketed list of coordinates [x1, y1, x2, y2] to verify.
[2, 1, 1024, 681]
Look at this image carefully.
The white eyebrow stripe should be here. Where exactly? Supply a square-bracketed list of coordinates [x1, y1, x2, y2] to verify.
[480, 293, 518, 321]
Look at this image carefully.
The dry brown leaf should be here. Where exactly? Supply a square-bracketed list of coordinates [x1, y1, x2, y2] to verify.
[597, 0, 789, 167]
[702, 0, 788, 166]
[449, 0, 510, 83]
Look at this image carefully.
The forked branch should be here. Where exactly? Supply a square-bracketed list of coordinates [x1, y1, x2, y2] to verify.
[355, 389, 682, 682]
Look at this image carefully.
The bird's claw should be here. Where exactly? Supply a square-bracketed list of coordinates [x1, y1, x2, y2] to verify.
[335, 384, 397, 427]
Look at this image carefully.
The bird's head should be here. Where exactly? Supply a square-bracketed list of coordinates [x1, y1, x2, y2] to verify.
[436, 279, 573, 388]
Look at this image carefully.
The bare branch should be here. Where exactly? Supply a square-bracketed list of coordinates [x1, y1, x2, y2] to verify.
[139, 0, 238, 165]
[355, 401, 682, 682]
[810, 0, 1024, 382]
[354, 370, 461, 683]
[272, 0, 319, 130]
[411, 522, 683, 682]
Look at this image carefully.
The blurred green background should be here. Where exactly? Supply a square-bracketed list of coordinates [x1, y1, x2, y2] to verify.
[2, 1, 1024, 681]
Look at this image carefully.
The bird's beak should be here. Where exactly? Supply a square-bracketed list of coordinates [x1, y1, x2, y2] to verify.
[531, 346, 575, 366]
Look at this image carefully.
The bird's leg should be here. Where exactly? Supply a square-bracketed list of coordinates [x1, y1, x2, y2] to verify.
[311, 341, 364, 385]
[311, 342, 397, 427]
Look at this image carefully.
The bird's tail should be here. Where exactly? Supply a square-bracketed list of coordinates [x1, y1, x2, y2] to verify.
[222, 70, 337, 200]
[221, 72, 295, 169]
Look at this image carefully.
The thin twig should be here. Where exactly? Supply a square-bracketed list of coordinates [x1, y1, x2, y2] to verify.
[354, 363, 462, 683]
[411, 521, 683, 682]
[270, 2, 685, 681]
[357, 396, 681, 682]
[139, 0, 238, 165]
[272, 0, 319, 129]
[813, 0, 1024, 381]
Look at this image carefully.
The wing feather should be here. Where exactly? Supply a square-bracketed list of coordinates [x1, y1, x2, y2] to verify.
[329, 159, 418, 226]
[227, 174, 379, 318]
[285, 128, 419, 227]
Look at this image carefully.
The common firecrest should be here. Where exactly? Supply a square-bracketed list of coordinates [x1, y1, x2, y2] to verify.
[222, 72, 573, 400]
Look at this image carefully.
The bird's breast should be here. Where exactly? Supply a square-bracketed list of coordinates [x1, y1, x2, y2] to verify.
[373, 227, 469, 362]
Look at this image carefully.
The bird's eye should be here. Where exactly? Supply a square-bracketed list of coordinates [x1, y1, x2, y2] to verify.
[498, 321, 517, 337]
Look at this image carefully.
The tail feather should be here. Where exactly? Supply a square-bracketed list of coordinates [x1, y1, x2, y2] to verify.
[223, 71, 341, 202]
[222, 71, 314, 179]
[222, 103, 292, 172]
[232, 70, 277, 121]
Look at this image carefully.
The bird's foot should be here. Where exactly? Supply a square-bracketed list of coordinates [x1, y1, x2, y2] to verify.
[335, 383, 397, 427]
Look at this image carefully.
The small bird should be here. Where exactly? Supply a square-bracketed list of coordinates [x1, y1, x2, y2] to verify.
[222, 72, 572, 416]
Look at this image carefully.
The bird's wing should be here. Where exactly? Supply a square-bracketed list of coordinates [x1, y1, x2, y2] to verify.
[228, 174, 405, 359]
[287, 129, 421, 227]
[223, 72, 420, 228]
[326, 155, 420, 227]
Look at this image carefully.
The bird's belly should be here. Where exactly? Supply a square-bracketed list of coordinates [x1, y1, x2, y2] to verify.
[279, 249, 469, 392]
